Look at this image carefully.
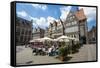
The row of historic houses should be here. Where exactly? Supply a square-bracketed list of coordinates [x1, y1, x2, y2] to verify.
[48, 8, 88, 44]
[16, 7, 89, 45]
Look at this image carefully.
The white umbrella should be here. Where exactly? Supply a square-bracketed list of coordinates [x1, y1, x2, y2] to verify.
[58, 39, 69, 42]
[57, 35, 70, 39]
[29, 38, 43, 42]
[30, 37, 53, 43]
[34, 38, 43, 42]
[56, 35, 70, 42]
[29, 39, 35, 42]
[40, 37, 53, 42]
[53, 39, 58, 41]
[69, 37, 79, 41]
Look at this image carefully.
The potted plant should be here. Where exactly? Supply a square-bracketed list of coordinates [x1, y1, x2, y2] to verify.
[58, 46, 69, 61]
[72, 43, 80, 54]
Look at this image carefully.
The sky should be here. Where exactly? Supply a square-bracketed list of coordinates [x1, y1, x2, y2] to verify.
[16, 3, 96, 31]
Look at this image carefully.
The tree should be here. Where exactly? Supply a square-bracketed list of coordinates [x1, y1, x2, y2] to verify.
[59, 45, 69, 61]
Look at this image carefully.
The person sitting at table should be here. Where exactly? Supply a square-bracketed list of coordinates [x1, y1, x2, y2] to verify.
[42, 47, 46, 55]
[48, 47, 52, 56]
[51, 45, 56, 56]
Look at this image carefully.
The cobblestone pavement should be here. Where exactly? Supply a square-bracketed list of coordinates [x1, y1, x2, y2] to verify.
[67, 44, 97, 62]
[16, 44, 97, 65]
[16, 46, 61, 65]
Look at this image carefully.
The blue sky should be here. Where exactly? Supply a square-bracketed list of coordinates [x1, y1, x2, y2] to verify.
[16, 3, 61, 19]
[16, 3, 96, 31]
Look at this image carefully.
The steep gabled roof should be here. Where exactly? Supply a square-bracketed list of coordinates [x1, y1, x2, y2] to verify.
[75, 8, 87, 21]
[16, 17, 32, 27]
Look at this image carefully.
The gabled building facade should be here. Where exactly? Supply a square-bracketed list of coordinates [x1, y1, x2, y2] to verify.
[48, 7, 88, 44]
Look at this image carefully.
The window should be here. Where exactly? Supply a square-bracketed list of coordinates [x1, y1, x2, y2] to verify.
[74, 35, 76, 38]
[71, 21, 77, 25]
[22, 29, 24, 35]
[66, 23, 68, 26]
[72, 22, 74, 25]
[73, 16, 75, 18]
[20, 36, 23, 42]
[25, 30, 28, 35]
[16, 28, 20, 35]
[29, 30, 32, 35]
[70, 17, 72, 20]
[72, 35, 73, 37]
[67, 23, 71, 26]
[74, 21, 77, 24]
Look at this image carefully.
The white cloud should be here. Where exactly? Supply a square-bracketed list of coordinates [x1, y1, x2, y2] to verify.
[17, 11, 51, 29]
[17, 11, 28, 17]
[60, 6, 72, 21]
[79, 7, 96, 22]
[47, 16, 59, 27]
[30, 16, 58, 29]
[30, 16, 48, 29]
[37, 17, 46, 27]
[18, 3, 47, 10]
[31, 4, 47, 10]
[47, 16, 56, 23]
[41, 5, 47, 10]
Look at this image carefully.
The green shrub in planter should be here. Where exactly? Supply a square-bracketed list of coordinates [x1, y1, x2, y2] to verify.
[61, 41, 66, 47]
[59, 47, 65, 56]
[58, 46, 69, 61]
[72, 43, 80, 54]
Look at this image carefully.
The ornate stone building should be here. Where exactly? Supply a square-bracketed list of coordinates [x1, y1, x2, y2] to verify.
[16, 17, 33, 45]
